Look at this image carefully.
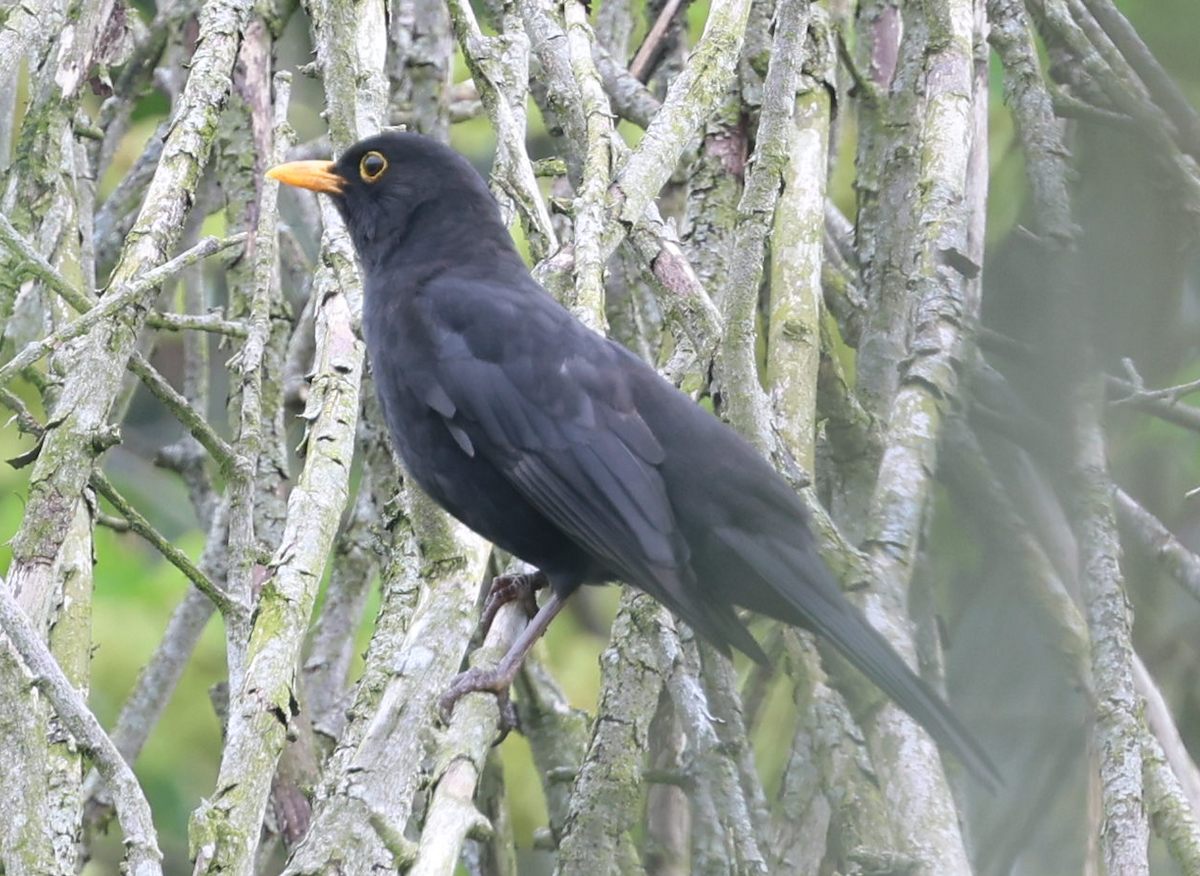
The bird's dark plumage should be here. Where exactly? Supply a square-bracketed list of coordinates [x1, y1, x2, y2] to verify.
[269, 131, 998, 786]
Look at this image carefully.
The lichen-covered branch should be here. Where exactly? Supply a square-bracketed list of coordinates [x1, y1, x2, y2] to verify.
[1115, 488, 1200, 606]
[447, 0, 557, 253]
[601, 0, 753, 260]
[6, 0, 253, 625]
[407, 596, 530, 876]
[986, 0, 1077, 243]
[718, 0, 810, 452]
[0, 574, 163, 876]
[849, 0, 985, 867]
[564, 1, 617, 330]
[189, 245, 366, 875]
[554, 591, 676, 876]
[1072, 383, 1150, 876]
[283, 493, 489, 874]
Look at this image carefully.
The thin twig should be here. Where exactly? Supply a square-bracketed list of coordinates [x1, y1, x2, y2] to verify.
[593, 42, 661, 128]
[1112, 374, 1200, 405]
[0, 221, 246, 390]
[1107, 375, 1200, 433]
[89, 471, 239, 617]
[128, 351, 239, 474]
[628, 0, 686, 83]
[0, 217, 246, 468]
[147, 310, 248, 336]
[1080, 0, 1200, 161]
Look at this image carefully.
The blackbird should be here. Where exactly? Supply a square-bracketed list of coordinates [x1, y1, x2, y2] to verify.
[268, 131, 998, 785]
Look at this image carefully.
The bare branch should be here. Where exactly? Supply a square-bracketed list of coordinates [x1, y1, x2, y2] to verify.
[555, 591, 676, 876]
[1073, 383, 1151, 876]
[1115, 488, 1200, 605]
[0, 575, 164, 876]
[602, 0, 754, 259]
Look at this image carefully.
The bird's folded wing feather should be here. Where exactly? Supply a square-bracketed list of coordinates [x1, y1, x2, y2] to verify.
[419, 276, 693, 601]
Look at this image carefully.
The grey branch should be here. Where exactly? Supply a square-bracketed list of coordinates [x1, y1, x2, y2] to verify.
[0, 575, 163, 876]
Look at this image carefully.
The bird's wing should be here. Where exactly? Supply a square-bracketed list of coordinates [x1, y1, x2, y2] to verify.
[410, 273, 769, 658]
[418, 275, 684, 592]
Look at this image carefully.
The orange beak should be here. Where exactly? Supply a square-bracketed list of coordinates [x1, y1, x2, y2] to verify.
[266, 160, 344, 194]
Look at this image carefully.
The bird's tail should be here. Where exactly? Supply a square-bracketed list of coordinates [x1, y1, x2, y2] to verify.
[804, 593, 1001, 790]
[713, 525, 1000, 788]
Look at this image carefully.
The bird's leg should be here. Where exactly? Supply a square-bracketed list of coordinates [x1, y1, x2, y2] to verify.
[439, 590, 567, 731]
[479, 570, 548, 636]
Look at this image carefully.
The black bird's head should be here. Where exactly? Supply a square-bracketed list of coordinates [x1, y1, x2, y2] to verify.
[267, 131, 510, 272]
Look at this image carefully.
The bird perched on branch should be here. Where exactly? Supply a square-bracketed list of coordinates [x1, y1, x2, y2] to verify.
[268, 131, 997, 786]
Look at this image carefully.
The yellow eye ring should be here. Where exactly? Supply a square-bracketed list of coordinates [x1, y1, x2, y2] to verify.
[360, 151, 387, 182]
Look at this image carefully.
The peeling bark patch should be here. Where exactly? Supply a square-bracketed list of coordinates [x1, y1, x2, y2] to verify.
[651, 249, 696, 301]
[267, 700, 290, 730]
[937, 245, 979, 278]
[902, 372, 949, 401]
[869, 6, 901, 88]
[8, 435, 45, 468]
[703, 125, 749, 184]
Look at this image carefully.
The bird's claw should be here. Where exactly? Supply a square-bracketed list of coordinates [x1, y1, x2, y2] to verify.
[438, 666, 520, 743]
[479, 571, 547, 635]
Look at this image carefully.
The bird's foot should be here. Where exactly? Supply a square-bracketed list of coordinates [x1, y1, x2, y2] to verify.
[479, 571, 547, 636]
[439, 591, 568, 743]
[438, 666, 520, 740]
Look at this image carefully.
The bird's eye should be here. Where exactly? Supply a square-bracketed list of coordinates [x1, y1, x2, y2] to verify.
[360, 151, 387, 182]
